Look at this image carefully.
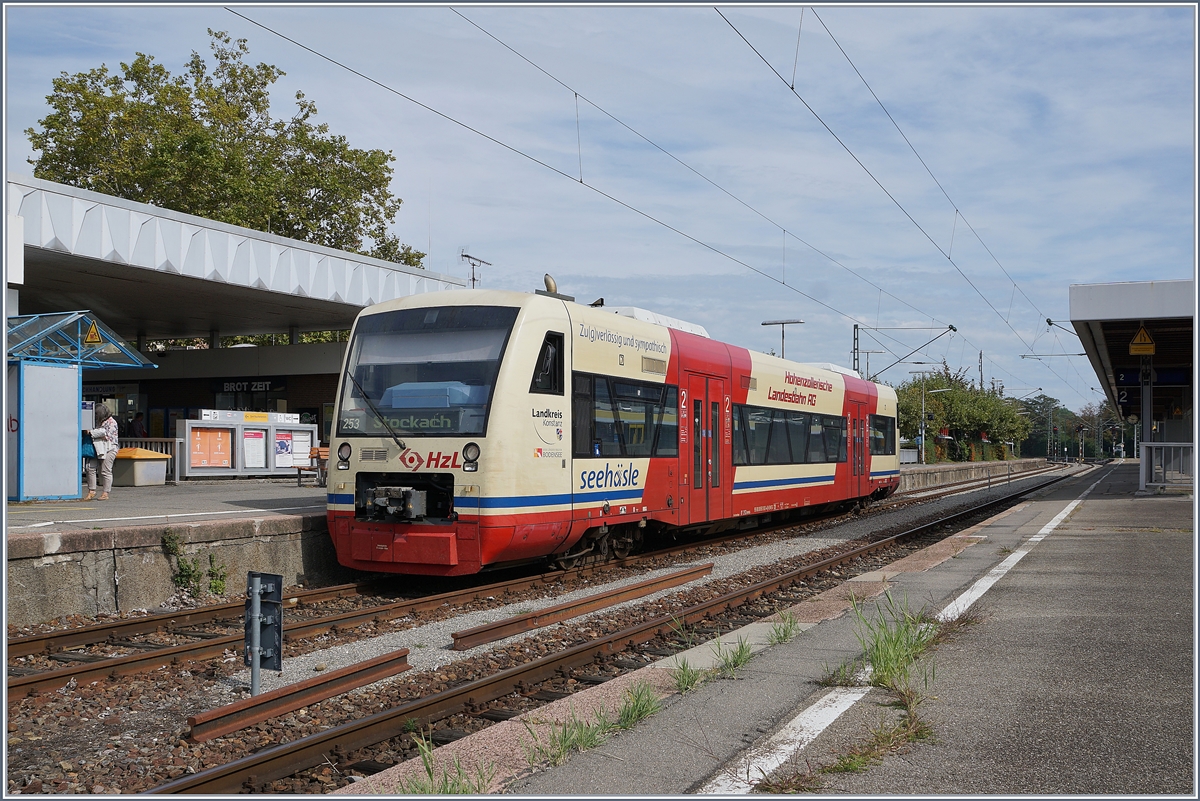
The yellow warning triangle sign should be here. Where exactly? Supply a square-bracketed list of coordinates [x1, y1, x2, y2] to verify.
[1129, 325, 1155, 355]
[83, 320, 103, 345]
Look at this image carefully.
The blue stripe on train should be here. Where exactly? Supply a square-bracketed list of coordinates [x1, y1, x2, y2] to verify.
[732, 475, 835, 491]
[330, 490, 643, 509]
[869, 469, 900, 478]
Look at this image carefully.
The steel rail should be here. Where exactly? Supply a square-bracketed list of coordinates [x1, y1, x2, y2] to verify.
[6, 578, 392, 658]
[6, 561, 632, 699]
[450, 563, 714, 650]
[148, 471, 1073, 794]
[187, 650, 411, 743]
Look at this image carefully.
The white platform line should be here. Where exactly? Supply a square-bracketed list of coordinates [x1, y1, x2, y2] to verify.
[7, 503, 327, 529]
[696, 686, 871, 794]
[938, 468, 1108, 622]
[697, 467, 1113, 794]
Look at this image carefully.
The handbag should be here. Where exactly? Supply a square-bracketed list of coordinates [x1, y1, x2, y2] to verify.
[89, 428, 109, 458]
[81, 431, 97, 459]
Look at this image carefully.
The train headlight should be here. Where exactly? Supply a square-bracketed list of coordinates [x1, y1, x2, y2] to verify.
[337, 443, 352, 461]
[463, 442, 481, 462]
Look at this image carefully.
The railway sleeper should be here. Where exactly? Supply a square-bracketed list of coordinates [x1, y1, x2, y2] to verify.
[345, 759, 394, 776]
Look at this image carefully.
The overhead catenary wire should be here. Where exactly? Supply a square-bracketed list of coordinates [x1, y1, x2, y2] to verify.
[448, 8, 1048, 385]
[225, 7, 938, 362]
[808, 7, 1050, 321]
[716, 7, 1086, 400]
[228, 7, 1075, 399]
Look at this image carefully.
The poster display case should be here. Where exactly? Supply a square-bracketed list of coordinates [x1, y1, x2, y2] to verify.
[176, 410, 319, 478]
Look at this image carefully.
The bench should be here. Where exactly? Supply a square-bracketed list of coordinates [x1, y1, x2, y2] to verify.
[297, 446, 329, 487]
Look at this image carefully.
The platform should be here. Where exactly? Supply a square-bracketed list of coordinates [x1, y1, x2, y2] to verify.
[360, 462, 1192, 795]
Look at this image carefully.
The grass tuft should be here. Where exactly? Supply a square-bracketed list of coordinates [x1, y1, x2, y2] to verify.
[396, 732, 494, 794]
[671, 658, 708, 693]
[522, 683, 666, 768]
[851, 592, 938, 691]
[768, 609, 802, 645]
[712, 637, 754, 678]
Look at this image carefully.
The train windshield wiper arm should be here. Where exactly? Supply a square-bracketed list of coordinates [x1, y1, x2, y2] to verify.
[344, 368, 406, 453]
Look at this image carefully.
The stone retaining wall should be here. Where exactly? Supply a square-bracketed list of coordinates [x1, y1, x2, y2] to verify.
[898, 457, 1048, 493]
[6, 514, 355, 627]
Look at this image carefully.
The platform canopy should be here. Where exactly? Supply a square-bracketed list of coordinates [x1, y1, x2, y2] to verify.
[7, 311, 156, 369]
[1069, 279, 1193, 427]
[6, 175, 464, 342]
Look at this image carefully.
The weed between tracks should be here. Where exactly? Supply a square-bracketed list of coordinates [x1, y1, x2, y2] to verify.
[755, 593, 977, 793]
[521, 681, 663, 768]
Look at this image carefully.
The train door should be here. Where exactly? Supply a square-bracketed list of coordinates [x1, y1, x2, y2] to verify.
[683, 374, 727, 525]
[849, 400, 867, 499]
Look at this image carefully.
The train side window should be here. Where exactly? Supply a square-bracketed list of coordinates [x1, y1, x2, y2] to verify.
[594, 378, 623, 457]
[787, 411, 810, 463]
[530, 332, 564, 395]
[767, 409, 791, 464]
[869, 415, 896, 455]
[572, 373, 593, 458]
[654, 387, 679, 457]
[824, 415, 848, 462]
[732, 405, 749, 465]
[744, 407, 772, 464]
[807, 420, 829, 463]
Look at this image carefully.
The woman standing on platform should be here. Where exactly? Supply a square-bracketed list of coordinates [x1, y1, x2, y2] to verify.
[85, 403, 119, 501]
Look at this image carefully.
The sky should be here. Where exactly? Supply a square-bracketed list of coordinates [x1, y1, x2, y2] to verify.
[4, 4, 1196, 410]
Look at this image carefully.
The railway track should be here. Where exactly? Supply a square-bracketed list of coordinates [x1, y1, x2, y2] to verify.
[148, 469, 1074, 794]
[6, 463, 1063, 701]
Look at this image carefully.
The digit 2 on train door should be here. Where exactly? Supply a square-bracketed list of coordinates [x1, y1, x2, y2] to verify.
[686, 374, 726, 525]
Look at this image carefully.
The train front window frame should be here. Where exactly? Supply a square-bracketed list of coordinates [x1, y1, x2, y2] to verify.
[337, 305, 519, 438]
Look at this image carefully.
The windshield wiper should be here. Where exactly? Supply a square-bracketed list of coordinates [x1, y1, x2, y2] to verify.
[344, 368, 407, 453]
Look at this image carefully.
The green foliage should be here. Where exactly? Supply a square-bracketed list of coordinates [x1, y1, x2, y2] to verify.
[26, 29, 423, 267]
[172, 554, 204, 595]
[206, 553, 228, 595]
[768, 609, 802, 645]
[850, 593, 938, 691]
[616, 682, 662, 729]
[711, 637, 754, 678]
[671, 658, 707, 693]
[895, 365, 1034, 461]
[398, 732, 494, 794]
[161, 530, 183, 557]
[522, 684, 665, 768]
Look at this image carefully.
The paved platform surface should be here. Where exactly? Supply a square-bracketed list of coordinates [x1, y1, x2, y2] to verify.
[6, 480, 326, 533]
[504, 462, 1194, 795]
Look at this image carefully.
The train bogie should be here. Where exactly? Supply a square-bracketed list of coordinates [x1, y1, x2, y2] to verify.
[327, 288, 899, 575]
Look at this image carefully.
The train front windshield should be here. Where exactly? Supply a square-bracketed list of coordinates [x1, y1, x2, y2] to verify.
[337, 305, 519, 437]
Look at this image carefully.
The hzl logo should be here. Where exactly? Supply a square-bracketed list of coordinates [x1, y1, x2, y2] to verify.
[399, 448, 462, 471]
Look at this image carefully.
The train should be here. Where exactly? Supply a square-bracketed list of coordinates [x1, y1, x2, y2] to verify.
[326, 281, 900, 576]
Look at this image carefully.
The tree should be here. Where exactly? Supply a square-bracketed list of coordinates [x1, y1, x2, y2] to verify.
[25, 29, 424, 268]
[895, 363, 1033, 462]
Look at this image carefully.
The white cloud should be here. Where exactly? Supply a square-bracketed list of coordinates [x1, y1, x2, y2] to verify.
[5, 4, 1193, 407]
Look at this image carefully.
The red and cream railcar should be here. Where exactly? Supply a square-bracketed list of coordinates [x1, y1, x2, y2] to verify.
[327, 288, 899, 576]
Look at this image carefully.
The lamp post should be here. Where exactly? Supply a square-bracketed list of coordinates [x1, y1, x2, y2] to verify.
[762, 319, 804, 359]
[910, 370, 950, 465]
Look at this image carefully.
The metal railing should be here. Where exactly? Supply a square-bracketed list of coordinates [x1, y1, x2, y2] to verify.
[122, 438, 185, 481]
[1141, 442, 1194, 491]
